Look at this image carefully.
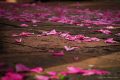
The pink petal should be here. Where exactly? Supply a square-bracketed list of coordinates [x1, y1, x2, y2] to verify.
[83, 69, 110, 76]
[46, 29, 57, 35]
[47, 71, 57, 76]
[65, 35, 76, 41]
[59, 71, 68, 76]
[67, 66, 83, 74]
[106, 26, 114, 29]
[52, 51, 64, 56]
[37, 34, 42, 37]
[104, 38, 117, 43]
[96, 29, 112, 34]
[12, 34, 19, 37]
[60, 32, 70, 38]
[15, 38, 22, 43]
[115, 33, 120, 36]
[50, 75, 59, 79]
[36, 75, 49, 80]
[1, 72, 23, 80]
[30, 67, 43, 73]
[95, 70, 110, 75]
[31, 19, 37, 24]
[20, 24, 29, 27]
[84, 37, 100, 42]
[75, 34, 85, 40]
[82, 70, 95, 76]
[16, 64, 30, 72]
[64, 46, 78, 51]
[19, 32, 34, 37]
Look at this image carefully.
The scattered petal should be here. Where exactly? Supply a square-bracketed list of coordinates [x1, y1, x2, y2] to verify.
[64, 46, 78, 51]
[36, 75, 49, 80]
[67, 66, 83, 74]
[19, 32, 34, 37]
[115, 33, 120, 36]
[15, 38, 22, 43]
[30, 67, 43, 73]
[96, 29, 112, 34]
[106, 26, 114, 29]
[104, 38, 117, 43]
[16, 64, 30, 72]
[84, 37, 100, 42]
[12, 34, 19, 37]
[51, 51, 64, 56]
[1, 72, 23, 80]
[20, 24, 29, 27]
[42, 29, 57, 36]
[47, 71, 57, 76]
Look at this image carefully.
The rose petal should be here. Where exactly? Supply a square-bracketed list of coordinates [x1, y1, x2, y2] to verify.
[30, 67, 43, 73]
[16, 64, 30, 72]
[64, 46, 78, 51]
[52, 51, 64, 56]
[36, 75, 49, 80]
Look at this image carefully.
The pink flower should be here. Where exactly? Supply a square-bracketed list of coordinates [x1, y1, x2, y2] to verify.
[15, 64, 30, 72]
[20, 24, 28, 27]
[30, 67, 44, 73]
[104, 38, 117, 43]
[35, 75, 49, 80]
[64, 46, 78, 51]
[1, 72, 23, 80]
[51, 51, 64, 56]
[15, 38, 22, 43]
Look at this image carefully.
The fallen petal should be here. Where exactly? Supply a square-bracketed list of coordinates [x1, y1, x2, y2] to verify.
[20, 24, 29, 27]
[30, 67, 43, 73]
[15, 38, 22, 43]
[47, 71, 57, 76]
[104, 38, 117, 43]
[36, 75, 49, 80]
[52, 51, 64, 56]
[16, 64, 30, 72]
[64, 46, 78, 51]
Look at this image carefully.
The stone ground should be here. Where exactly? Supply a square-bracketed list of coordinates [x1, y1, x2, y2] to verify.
[0, 1, 120, 80]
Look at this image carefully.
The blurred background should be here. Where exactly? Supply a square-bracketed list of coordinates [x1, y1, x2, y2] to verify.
[0, 0, 120, 3]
